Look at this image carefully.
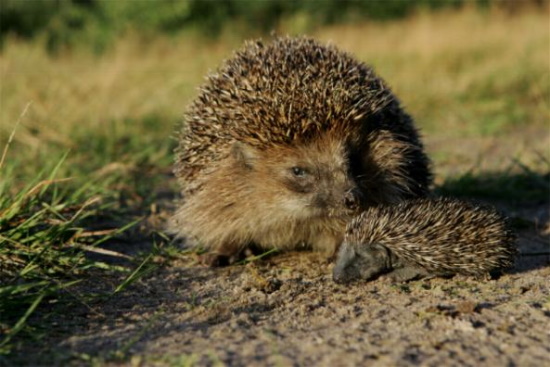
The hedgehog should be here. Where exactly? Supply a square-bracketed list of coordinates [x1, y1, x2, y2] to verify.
[332, 197, 518, 283]
[169, 36, 432, 266]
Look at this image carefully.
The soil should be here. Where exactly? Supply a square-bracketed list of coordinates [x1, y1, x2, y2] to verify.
[25, 220, 549, 367]
[12, 133, 550, 367]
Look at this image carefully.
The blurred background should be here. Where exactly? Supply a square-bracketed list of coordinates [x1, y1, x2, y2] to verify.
[1, 0, 548, 52]
[2, 0, 548, 184]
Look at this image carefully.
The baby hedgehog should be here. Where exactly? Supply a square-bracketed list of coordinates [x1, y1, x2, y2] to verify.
[332, 197, 518, 283]
[169, 36, 432, 265]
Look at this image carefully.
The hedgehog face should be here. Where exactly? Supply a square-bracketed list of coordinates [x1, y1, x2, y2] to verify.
[275, 142, 361, 219]
[232, 136, 361, 220]
[333, 242, 392, 283]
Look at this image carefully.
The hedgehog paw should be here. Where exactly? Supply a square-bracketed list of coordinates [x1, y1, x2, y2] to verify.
[198, 253, 231, 267]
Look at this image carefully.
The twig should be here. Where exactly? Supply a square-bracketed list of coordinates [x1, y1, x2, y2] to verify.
[76, 244, 133, 260]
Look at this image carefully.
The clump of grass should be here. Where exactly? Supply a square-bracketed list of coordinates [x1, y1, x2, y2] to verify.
[0, 154, 139, 354]
[0, 112, 171, 357]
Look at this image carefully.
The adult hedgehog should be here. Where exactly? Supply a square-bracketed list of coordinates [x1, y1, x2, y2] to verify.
[170, 37, 432, 265]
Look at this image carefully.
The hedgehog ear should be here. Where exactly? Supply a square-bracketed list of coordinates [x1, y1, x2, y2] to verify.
[231, 142, 259, 169]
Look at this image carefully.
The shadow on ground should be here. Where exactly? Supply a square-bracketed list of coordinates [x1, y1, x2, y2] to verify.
[437, 170, 550, 274]
[437, 169, 549, 206]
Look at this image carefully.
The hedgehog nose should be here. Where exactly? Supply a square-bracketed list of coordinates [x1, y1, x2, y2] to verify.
[333, 272, 345, 284]
[344, 191, 359, 211]
[333, 267, 351, 284]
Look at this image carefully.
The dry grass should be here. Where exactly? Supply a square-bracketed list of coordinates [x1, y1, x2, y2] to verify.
[318, 6, 549, 131]
[1, 6, 548, 177]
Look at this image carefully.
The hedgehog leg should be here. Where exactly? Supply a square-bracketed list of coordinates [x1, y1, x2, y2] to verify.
[307, 223, 346, 261]
[199, 253, 231, 267]
[313, 233, 344, 262]
[198, 241, 246, 267]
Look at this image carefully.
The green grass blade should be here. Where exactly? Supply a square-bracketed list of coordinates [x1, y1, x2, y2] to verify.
[112, 254, 157, 295]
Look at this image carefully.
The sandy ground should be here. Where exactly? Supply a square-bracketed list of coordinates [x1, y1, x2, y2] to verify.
[16, 203, 549, 367]
[11, 131, 550, 367]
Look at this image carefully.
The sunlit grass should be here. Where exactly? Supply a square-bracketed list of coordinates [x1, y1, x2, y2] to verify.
[0, 157, 128, 353]
[2, 8, 548, 171]
[317, 6, 549, 135]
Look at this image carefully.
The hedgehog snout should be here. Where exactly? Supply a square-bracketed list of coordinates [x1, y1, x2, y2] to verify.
[332, 242, 356, 284]
[332, 270, 348, 284]
[332, 260, 358, 284]
[344, 190, 359, 211]
[343, 188, 363, 214]
[332, 261, 350, 284]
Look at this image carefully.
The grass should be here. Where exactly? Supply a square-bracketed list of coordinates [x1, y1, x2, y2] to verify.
[0, 143, 162, 349]
[317, 6, 549, 136]
[0, 155, 169, 361]
[0, 87, 176, 357]
[0, 4, 548, 364]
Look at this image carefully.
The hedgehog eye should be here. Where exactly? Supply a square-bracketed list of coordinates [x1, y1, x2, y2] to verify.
[291, 166, 307, 177]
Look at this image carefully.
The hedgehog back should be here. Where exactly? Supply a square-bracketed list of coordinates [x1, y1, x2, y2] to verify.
[346, 198, 517, 275]
[174, 37, 399, 193]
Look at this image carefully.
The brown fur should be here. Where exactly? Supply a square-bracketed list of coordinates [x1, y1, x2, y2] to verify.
[169, 37, 433, 263]
[170, 135, 352, 258]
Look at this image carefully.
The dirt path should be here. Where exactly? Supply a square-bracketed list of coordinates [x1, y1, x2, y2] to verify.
[17, 205, 548, 367]
[13, 131, 550, 367]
